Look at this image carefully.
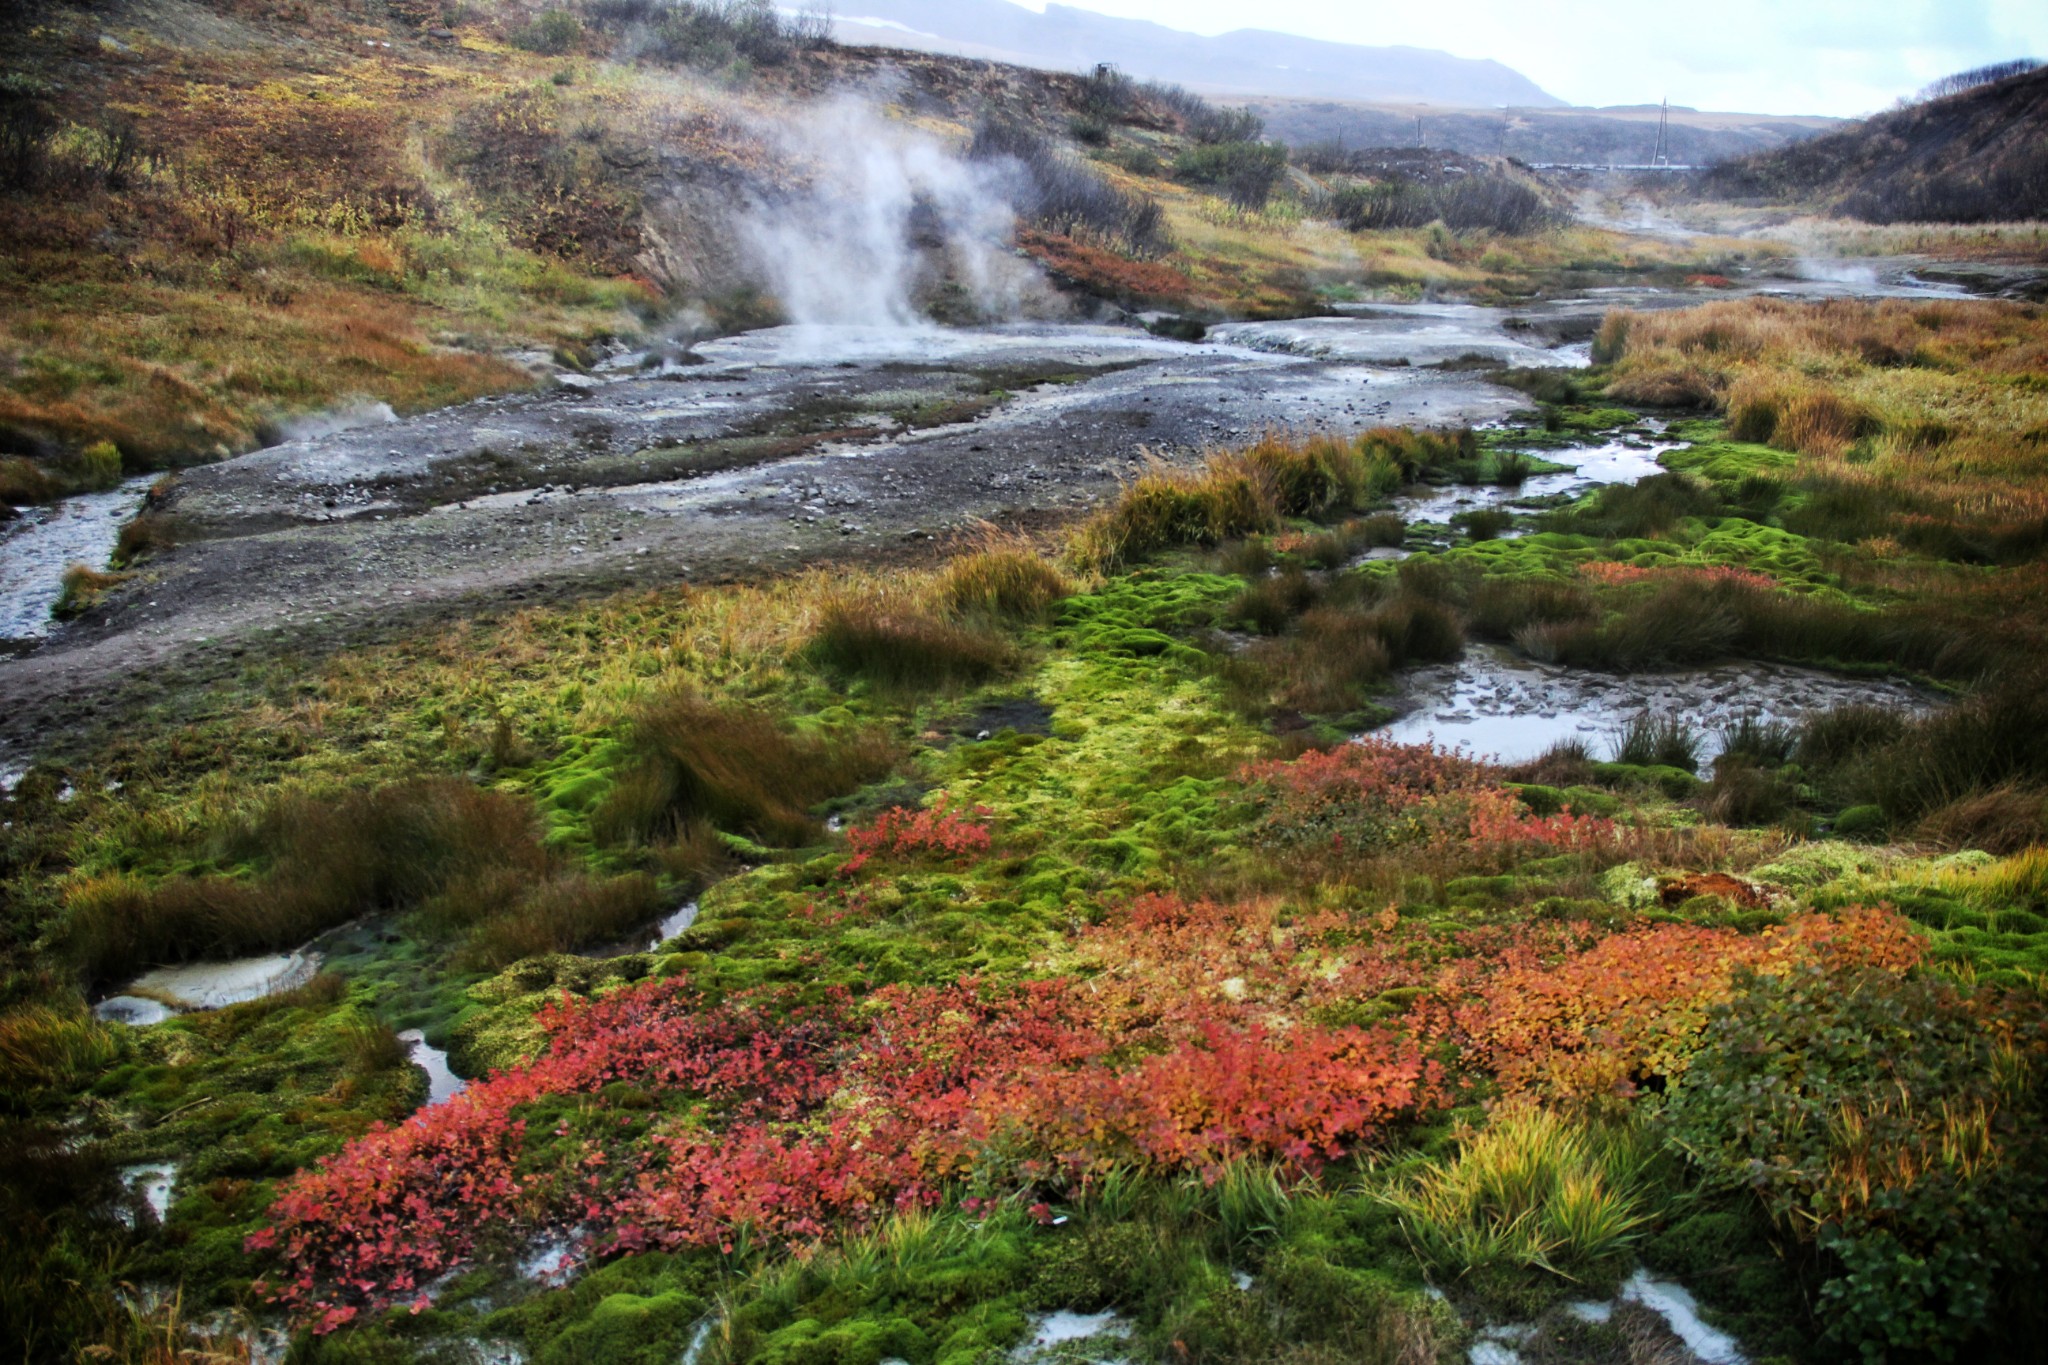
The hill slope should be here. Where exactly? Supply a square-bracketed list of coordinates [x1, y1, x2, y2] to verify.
[828, 0, 1563, 107]
[1701, 65, 2048, 221]
[1254, 97, 1837, 167]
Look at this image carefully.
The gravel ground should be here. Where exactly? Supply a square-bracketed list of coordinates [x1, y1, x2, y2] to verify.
[0, 320, 1537, 758]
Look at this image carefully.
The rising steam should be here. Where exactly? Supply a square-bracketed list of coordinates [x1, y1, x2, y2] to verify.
[735, 98, 1048, 330]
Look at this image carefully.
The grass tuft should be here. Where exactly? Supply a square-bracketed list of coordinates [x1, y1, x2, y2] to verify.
[1381, 1104, 1650, 1280]
[1612, 713, 1703, 773]
[938, 547, 1071, 622]
[595, 693, 899, 849]
[807, 604, 1017, 690]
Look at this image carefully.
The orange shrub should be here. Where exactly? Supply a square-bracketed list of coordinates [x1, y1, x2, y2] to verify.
[1455, 907, 1925, 1103]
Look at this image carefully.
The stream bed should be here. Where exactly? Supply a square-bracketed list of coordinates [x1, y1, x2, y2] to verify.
[93, 949, 323, 1024]
[399, 1029, 468, 1106]
[0, 476, 152, 642]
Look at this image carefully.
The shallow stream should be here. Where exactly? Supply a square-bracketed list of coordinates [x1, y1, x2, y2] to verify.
[0, 476, 152, 642]
[93, 949, 323, 1024]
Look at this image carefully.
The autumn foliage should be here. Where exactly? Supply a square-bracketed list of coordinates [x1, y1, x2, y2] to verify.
[841, 795, 993, 874]
[254, 969, 1436, 1328]
[249, 738, 1933, 1334]
[1452, 907, 1926, 1102]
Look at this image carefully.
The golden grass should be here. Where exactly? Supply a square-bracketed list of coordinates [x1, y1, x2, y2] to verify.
[1072, 428, 1467, 568]
[1777, 217, 2048, 265]
[0, 1003, 119, 1090]
[1603, 296, 2048, 534]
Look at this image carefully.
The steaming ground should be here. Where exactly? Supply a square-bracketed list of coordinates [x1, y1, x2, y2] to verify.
[0, 321, 1527, 753]
[0, 254, 1989, 757]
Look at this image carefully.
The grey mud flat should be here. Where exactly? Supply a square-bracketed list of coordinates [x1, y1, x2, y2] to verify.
[0, 322, 1534, 757]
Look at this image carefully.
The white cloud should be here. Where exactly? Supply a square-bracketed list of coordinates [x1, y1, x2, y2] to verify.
[1005, 0, 2048, 115]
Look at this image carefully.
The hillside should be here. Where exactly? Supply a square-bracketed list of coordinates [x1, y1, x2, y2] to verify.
[825, 0, 1563, 107]
[0, 0, 1740, 490]
[1701, 63, 2048, 221]
[1255, 96, 1839, 168]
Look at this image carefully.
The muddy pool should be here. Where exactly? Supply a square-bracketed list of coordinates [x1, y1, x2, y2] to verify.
[1375, 645, 1943, 766]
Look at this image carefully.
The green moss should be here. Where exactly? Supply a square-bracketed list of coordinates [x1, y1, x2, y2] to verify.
[1589, 762, 1700, 798]
[1660, 439, 1800, 485]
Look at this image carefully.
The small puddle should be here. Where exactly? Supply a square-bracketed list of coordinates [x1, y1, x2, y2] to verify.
[93, 995, 176, 1026]
[1014, 1309, 1133, 1362]
[1468, 1323, 1537, 1365]
[1393, 439, 1674, 527]
[0, 476, 154, 640]
[679, 1318, 717, 1365]
[95, 949, 322, 1022]
[1463, 1271, 1746, 1365]
[647, 899, 700, 950]
[456, 1343, 526, 1365]
[118, 1161, 177, 1227]
[1621, 1271, 1746, 1364]
[519, 1228, 588, 1287]
[399, 1029, 468, 1106]
[1376, 645, 1940, 766]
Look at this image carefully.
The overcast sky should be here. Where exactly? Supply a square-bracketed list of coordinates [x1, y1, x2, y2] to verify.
[1003, 0, 2047, 116]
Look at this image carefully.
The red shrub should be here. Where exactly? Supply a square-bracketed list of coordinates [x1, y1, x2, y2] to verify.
[842, 794, 993, 874]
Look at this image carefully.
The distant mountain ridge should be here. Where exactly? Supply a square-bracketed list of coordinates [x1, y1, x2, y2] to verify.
[1702, 64, 2048, 222]
[822, 0, 1565, 109]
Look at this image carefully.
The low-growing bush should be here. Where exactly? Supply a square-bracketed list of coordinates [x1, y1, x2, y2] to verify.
[970, 119, 1168, 257]
[1143, 83, 1263, 144]
[1173, 141, 1288, 212]
[1667, 963, 2048, 1361]
[510, 8, 584, 54]
[584, 0, 829, 69]
[1330, 174, 1557, 235]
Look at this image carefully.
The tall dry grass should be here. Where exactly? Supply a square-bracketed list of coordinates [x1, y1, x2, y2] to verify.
[1074, 428, 1473, 567]
[65, 777, 664, 980]
[592, 693, 899, 849]
[1600, 297, 2048, 554]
